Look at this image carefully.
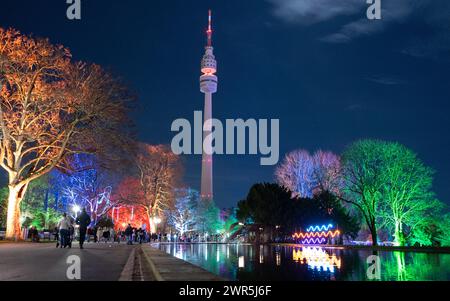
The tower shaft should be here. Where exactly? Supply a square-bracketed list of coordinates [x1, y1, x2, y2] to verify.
[200, 10, 217, 201]
[201, 92, 213, 200]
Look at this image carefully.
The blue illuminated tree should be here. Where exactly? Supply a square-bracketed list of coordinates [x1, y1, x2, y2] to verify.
[51, 154, 119, 224]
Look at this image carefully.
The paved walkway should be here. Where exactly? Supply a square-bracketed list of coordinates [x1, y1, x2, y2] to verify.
[0, 242, 132, 281]
[0, 242, 224, 281]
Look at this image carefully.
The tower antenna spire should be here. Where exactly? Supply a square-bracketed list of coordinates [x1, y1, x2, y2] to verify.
[200, 9, 218, 201]
[207, 9, 213, 47]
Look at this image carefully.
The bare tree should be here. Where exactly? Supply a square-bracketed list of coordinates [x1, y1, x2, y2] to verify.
[275, 150, 315, 198]
[275, 149, 342, 198]
[56, 155, 122, 224]
[0, 28, 132, 239]
[136, 144, 181, 233]
[166, 189, 198, 236]
[312, 150, 342, 196]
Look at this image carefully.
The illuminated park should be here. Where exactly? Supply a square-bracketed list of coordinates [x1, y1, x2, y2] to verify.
[0, 0, 450, 284]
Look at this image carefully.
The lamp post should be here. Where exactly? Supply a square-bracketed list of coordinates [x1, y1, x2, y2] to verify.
[72, 205, 81, 217]
[151, 216, 161, 234]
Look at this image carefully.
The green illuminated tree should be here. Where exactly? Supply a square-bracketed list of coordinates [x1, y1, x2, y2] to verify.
[196, 200, 222, 236]
[24, 208, 60, 231]
[408, 217, 441, 247]
[222, 208, 238, 234]
[342, 140, 443, 247]
[436, 214, 450, 246]
[378, 142, 439, 246]
[341, 140, 386, 246]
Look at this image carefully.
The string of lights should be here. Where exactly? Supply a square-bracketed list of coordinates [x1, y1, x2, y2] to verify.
[292, 224, 341, 245]
[292, 230, 341, 239]
[306, 224, 334, 232]
[301, 237, 327, 244]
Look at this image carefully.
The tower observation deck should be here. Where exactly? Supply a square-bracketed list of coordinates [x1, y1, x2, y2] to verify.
[200, 10, 217, 201]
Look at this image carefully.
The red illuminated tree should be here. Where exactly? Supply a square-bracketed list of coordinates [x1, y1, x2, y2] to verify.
[112, 178, 149, 229]
[113, 145, 181, 233]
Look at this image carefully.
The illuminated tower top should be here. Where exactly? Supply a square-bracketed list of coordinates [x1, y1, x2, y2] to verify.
[207, 9, 213, 47]
[200, 10, 217, 78]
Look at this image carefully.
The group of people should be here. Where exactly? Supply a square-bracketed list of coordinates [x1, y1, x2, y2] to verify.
[28, 226, 40, 242]
[122, 224, 148, 245]
[54, 209, 168, 249]
[56, 208, 91, 249]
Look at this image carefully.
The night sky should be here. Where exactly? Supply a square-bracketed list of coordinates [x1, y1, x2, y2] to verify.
[1, 0, 450, 208]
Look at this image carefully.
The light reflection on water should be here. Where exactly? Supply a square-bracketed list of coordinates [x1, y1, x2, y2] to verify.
[154, 243, 450, 281]
[292, 247, 342, 273]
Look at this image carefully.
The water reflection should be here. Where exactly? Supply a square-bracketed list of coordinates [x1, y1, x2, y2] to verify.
[293, 247, 341, 273]
[276, 251, 281, 266]
[238, 256, 245, 268]
[155, 243, 450, 281]
[259, 245, 264, 264]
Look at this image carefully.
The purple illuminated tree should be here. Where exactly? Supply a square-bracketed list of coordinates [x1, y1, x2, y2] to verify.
[312, 151, 342, 196]
[275, 149, 342, 198]
[275, 150, 315, 198]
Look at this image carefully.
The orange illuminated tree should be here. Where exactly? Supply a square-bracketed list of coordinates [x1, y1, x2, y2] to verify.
[115, 145, 181, 233]
[136, 144, 181, 233]
[0, 28, 132, 239]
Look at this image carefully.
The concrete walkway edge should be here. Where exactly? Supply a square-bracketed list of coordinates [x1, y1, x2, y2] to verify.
[141, 245, 226, 281]
[118, 247, 136, 281]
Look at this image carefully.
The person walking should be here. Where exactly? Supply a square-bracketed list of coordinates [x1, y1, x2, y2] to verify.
[57, 213, 72, 248]
[125, 224, 133, 245]
[96, 227, 103, 243]
[54, 227, 60, 248]
[93, 226, 98, 243]
[102, 228, 110, 243]
[75, 208, 91, 249]
[138, 228, 144, 244]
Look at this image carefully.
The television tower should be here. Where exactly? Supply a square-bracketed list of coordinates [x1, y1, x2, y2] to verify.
[200, 10, 217, 201]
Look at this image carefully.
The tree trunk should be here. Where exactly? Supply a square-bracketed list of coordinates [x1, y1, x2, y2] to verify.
[370, 222, 378, 247]
[54, 191, 59, 210]
[146, 209, 155, 234]
[44, 188, 49, 211]
[394, 221, 405, 246]
[5, 183, 29, 240]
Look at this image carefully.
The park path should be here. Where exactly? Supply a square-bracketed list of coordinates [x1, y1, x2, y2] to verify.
[0, 242, 224, 281]
[0, 242, 133, 281]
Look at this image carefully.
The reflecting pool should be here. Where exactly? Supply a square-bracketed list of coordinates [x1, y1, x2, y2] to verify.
[153, 243, 450, 281]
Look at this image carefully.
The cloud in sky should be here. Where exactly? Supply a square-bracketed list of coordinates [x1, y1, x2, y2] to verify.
[321, 1, 416, 43]
[268, 0, 364, 24]
[365, 75, 406, 86]
[401, 1, 450, 60]
[267, 0, 445, 44]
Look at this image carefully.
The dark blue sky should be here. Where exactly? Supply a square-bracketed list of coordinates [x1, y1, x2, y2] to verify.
[1, 0, 450, 208]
